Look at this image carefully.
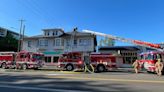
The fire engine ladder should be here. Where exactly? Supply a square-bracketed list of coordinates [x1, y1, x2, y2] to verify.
[83, 30, 164, 52]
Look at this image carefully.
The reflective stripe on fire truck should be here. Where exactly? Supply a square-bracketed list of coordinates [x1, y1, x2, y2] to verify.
[58, 62, 83, 65]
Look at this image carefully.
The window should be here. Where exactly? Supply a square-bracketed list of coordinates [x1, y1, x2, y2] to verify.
[32, 55, 44, 60]
[61, 39, 64, 46]
[55, 31, 58, 35]
[53, 40, 55, 46]
[39, 39, 48, 46]
[53, 56, 59, 63]
[20, 54, 26, 58]
[132, 57, 137, 62]
[154, 54, 162, 60]
[27, 41, 32, 47]
[66, 39, 70, 46]
[53, 32, 55, 36]
[55, 39, 61, 46]
[37, 40, 39, 46]
[140, 55, 144, 60]
[74, 39, 77, 46]
[79, 39, 91, 46]
[45, 56, 51, 63]
[125, 57, 132, 64]
[146, 54, 153, 60]
[47, 32, 49, 36]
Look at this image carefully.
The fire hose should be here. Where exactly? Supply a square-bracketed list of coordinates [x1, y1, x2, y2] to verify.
[84, 62, 94, 73]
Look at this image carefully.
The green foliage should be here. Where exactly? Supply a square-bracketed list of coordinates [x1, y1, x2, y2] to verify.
[99, 37, 115, 46]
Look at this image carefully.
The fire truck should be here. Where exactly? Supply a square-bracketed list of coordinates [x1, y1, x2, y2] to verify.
[83, 30, 164, 73]
[0, 51, 44, 69]
[139, 51, 164, 73]
[58, 52, 122, 72]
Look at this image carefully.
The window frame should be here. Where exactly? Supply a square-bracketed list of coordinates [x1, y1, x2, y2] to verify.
[55, 38, 61, 46]
[27, 41, 32, 47]
[39, 39, 48, 46]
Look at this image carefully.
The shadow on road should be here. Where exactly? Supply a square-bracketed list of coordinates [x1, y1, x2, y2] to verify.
[0, 74, 142, 92]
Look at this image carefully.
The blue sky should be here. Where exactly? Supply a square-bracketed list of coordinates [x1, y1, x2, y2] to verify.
[0, 0, 164, 45]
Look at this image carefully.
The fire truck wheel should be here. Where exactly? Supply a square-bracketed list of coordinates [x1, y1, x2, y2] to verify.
[1, 63, 7, 69]
[66, 64, 74, 71]
[97, 65, 105, 72]
[21, 64, 27, 70]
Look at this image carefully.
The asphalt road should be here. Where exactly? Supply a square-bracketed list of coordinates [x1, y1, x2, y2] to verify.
[0, 69, 164, 92]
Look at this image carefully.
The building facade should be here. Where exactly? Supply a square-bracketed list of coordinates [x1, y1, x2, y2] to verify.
[23, 28, 97, 66]
[0, 27, 20, 51]
[63, 29, 97, 52]
[0, 27, 20, 39]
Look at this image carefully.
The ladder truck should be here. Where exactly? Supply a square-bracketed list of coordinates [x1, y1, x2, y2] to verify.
[83, 30, 164, 73]
[83, 30, 163, 52]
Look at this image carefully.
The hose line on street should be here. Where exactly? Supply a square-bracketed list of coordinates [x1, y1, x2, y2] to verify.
[84, 62, 94, 73]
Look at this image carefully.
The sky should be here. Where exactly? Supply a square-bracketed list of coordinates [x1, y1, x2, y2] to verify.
[0, 0, 164, 45]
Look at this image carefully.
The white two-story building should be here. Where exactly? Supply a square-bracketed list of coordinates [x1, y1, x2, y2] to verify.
[22, 28, 97, 66]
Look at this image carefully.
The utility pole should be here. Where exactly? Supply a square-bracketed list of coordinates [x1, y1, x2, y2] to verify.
[21, 25, 25, 51]
[17, 19, 25, 52]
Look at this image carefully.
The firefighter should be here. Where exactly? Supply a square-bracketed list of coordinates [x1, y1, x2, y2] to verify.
[132, 59, 140, 74]
[155, 59, 163, 76]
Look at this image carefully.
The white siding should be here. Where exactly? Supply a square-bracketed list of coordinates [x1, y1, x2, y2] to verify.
[64, 37, 95, 52]
[22, 40, 38, 52]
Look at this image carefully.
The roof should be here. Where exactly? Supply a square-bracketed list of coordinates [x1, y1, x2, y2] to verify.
[99, 46, 140, 51]
[23, 34, 65, 39]
[63, 30, 96, 37]
[42, 28, 64, 33]
[23, 28, 96, 39]
[0, 27, 19, 35]
[23, 35, 44, 39]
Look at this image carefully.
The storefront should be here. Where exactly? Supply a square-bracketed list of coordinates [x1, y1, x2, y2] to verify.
[43, 51, 63, 66]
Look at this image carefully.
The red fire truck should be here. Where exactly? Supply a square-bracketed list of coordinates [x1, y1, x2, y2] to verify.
[139, 51, 164, 73]
[83, 30, 164, 73]
[0, 51, 45, 69]
[58, 52, 122, 72]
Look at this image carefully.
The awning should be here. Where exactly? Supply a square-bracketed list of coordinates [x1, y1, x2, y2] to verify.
[43, 51, 63, 55]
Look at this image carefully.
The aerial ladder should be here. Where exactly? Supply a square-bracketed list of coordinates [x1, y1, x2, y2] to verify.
[83, 30, 164, 52]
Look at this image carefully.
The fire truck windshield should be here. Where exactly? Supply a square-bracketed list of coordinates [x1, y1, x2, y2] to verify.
[32, 54, 44, 60]
[138, 55, 144, 60]
[145, 54, 154, 60]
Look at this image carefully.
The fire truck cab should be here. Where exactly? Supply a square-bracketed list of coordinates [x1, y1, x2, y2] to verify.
[138, 51, 164, 72]
[58, 52, 122, 72]
[0, 51, 45, 69]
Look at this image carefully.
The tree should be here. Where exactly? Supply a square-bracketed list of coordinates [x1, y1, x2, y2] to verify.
[99, 37, 115, 46]
[0, 32, 18, 51]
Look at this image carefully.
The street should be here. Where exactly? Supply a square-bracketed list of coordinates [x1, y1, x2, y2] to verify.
[0, 69, 164, 92]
